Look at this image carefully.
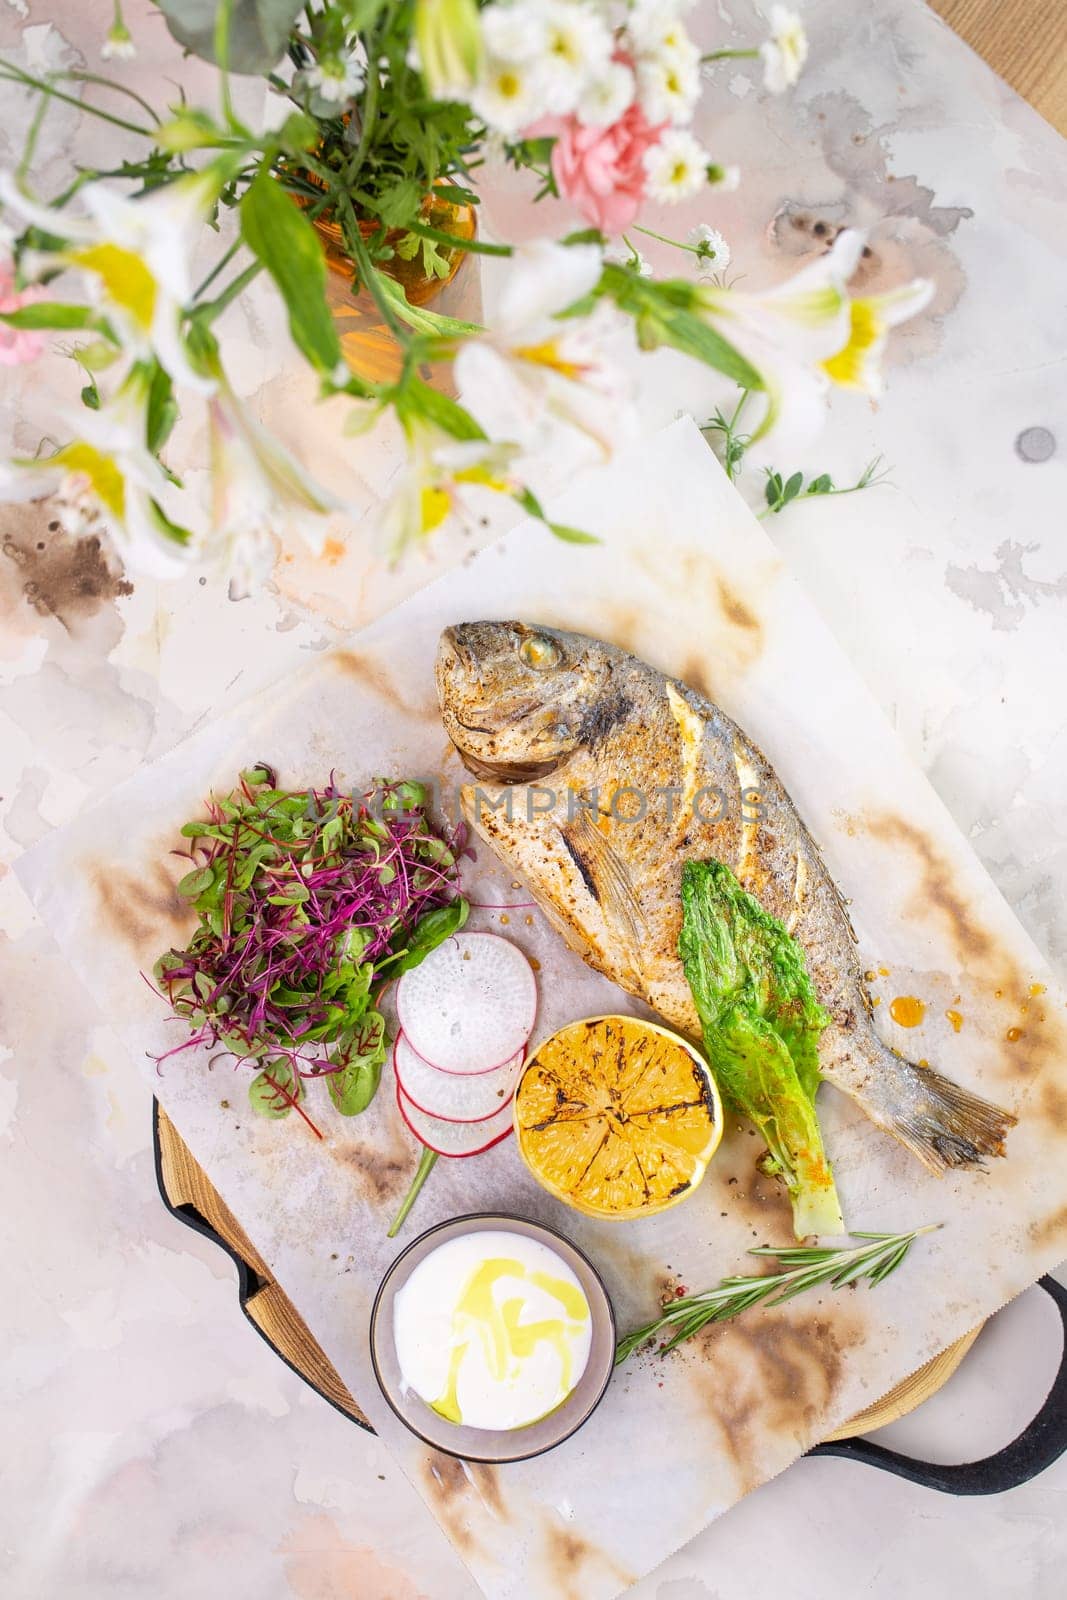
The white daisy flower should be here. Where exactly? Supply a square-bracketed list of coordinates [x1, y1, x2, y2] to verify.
[707, 162, 741, 191]
[575, 60, 636, 127]
[471, 54, 541, 135]
[687, 223, 731, 277]
[642, 129, 709, 202]
[306, 46, 366, 104]
[759, 6, 808, 94]
[536, 0, 614, 114]
[626, 1, 699, 69]
[635, 48, 700, 125]
[482, 2, 545, 63]
[101, 24, 135, 61]
[605, 241, 653, 276]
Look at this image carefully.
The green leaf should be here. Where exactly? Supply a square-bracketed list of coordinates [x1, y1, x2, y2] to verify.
[326, 1012, 386, 1116]
[376, 273, 482, 338]
[782, 471, 804, 503]
[240, 168, 342, 374]
[398, 375, 486, 442]
[380, 898, 468, 979]
[374, 176, 424, 230]
[178, 866, 215, 897]
[249, 1059, 303, 1118]
[80, 380, 100, 410]
[0, 302, 106, 332]
[549, 521, 601, 545]
[145, 362, 179, 454]
[156, 0, 305, 75]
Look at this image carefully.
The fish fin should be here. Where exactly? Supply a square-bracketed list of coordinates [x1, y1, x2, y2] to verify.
[559, 809, 645, 958]
[842, 1036, 1017, 1174]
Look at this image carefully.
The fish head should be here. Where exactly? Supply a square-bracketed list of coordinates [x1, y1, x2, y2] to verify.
[436, 621, 623, 782]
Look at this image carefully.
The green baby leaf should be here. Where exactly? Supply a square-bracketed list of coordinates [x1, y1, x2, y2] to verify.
[240, 168, 342, 375]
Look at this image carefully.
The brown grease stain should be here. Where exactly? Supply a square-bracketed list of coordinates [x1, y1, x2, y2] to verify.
[2, 505, 132, 632]
[331, 649, 437, 721]
[690, 1306, 861, 1494]
[715, 578, 761, 635]
[337, 1131, 411, 1208]
[419, 1454, 480, 1557]
[889, 995, 926, 1028]
[89, 859, 194, 956]
[1029, 1203, 1067, 1250]
[540, 1520, 635, 1600]
[866, 814, 996, 965]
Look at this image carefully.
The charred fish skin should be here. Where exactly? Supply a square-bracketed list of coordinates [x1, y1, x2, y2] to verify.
[437, 623, 1016, 1175]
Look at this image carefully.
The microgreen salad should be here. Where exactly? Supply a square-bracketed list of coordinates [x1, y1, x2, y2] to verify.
[153, 767, 467, 1136]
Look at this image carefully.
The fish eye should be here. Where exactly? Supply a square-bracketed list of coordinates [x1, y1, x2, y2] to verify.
[519, 634, 562, 671]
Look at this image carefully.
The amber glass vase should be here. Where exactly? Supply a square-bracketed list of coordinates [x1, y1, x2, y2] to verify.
[310, 192, 480, 387]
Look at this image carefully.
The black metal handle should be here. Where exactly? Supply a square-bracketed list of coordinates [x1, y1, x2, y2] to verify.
[809, 1275, 1067, 1494]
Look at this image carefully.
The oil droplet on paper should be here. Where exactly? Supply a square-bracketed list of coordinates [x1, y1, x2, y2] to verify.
[1006, 1026, 1024, 1043]
[1030, 982, 1046, 997]
[945, 1008, 964, 1033]
[890, 995, 926, 1028]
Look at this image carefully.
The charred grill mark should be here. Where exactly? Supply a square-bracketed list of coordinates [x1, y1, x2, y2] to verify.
[578, 689, 633, 747]
[456, 751, 561, 783]
[560, 830, 599, 901]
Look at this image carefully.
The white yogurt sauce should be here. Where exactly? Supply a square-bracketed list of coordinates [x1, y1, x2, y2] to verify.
[392, 1230, 592, 1431]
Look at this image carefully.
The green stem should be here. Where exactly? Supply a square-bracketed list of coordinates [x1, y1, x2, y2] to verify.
[345, 29, 381, 186]
[0, 63, 154, 135]
[337, 189, 405, 340]
[403, 220, 512, 257]
[387, 1147, 438, 1238]
[633, 223, 699, 257]
[68, 68, 160, 126]
[214, 0, 237, 130]
[701, 48, 760, 63]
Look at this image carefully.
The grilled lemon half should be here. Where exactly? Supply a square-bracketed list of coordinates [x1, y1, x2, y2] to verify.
[514, 1015, 723, 1221]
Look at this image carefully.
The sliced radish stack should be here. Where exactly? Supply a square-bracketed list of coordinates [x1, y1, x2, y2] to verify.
[396, 931, 537, 1075]
[393, 1033, 523, 1124]
[396, 1083, 515, 1157]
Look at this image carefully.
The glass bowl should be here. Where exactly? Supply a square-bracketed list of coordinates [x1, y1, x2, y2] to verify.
[369, 1211, 616, 1463]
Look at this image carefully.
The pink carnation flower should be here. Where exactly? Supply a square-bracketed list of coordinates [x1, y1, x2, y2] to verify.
[0, 263, 45, 367]
[545, 103, 667, 234]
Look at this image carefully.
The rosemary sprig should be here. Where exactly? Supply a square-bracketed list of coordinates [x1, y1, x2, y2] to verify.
[614, 1225, 941, 1366]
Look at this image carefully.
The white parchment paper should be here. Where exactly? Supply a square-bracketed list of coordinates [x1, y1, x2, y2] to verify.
[19, 421, 1067, 1600]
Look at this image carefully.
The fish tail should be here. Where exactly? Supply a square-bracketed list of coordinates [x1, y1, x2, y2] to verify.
[835, 1037, 1017, 1174]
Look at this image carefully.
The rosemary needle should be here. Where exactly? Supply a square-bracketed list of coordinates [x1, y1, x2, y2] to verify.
[614, 1224, 942, 1365]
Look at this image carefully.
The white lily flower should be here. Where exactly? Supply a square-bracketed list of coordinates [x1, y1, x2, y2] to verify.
[0, 366, 194, 579]
[642, 129, 709, 201]
[0, 169, 219, 392]
[455, 239, 634, 458]
[688, 223, 731, 277]
[382, 424, 520, 554]
[207, 372, 346, 598]
[415, 0, 484, 96]
[305, 45, 366, 104]
[760, 5, 808, 94]
[575, 60, 636, 127]
[821, 279, 935, 394]
[695, 230, 863, 445]
[536, 0, 614, 114]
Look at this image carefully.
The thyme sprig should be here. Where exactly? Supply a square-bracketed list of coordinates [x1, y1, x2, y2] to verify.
[615, 1225, 941, 1365]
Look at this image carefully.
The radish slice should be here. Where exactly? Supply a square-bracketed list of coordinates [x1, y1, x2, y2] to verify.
[396, 1083, 515, 1157]
[393, 1033, 523, 1124]
[396, 932, 536, 1075]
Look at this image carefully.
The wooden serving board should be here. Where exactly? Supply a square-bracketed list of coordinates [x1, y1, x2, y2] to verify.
[153, 1102, 979, 1444]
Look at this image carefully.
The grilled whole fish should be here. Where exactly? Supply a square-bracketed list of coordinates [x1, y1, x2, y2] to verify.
[436, 621, 1015, 1175]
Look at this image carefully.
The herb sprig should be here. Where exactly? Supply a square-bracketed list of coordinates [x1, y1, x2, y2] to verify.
[615, 1225, 940, 1365]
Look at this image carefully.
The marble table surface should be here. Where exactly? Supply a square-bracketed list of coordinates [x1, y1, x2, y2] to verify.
[2, 1, 1066, 1597]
